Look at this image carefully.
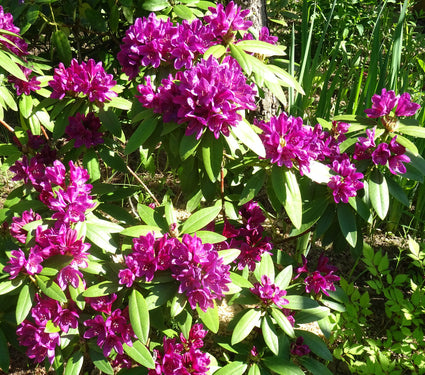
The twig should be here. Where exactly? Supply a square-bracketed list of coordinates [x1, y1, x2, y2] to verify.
[0, 118, 14, 132]
[126, 165, 160, 207]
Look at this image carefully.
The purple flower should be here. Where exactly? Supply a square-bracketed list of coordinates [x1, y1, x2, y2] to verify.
[10, 209, 42, 244]
[0, 6, 28, 56]
[296, 254, 340, 296]
[137, 55, 256, 140]
[388, 136, 410, 174]
[204, 1, 252, 44]
[56, 265, 84, 290]
[25, 252, 43, 275]
[328, 157, 364, 203]
[171, 234, 231, 311]
[3, 249, 26, 278]
[354, 127, 376, 160]
[49, 58, 117, 103]
[8, 66, 41, 95]
[86, 294, 117, 314]
[371, 143, 391, 165]
[257, 112, 321, 175]
[66, 112, 104, 148]
[364, 88, 398, 118]
[290, 337, 310, 356]
[250, 275, 289, 309]
[395, 92, 421, 117]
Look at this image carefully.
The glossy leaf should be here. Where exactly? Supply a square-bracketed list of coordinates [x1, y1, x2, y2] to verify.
[262, 315, 279, 355]
[275, 265, 293, 291]
[0, 49, 27, 80]
[120, 225, 163, 237]
[248, 363, 261, 375]
[170, 293, 187, 318]
[237, 40, 286, 56]
[231, 308, 262, 345]
[180, 204, 221, 234]
[254, 253, 275, 282]
[195, 230, 227, 244]
[262, 357, 304, 375]
[89, 347, 114, 375]
[35, 275, 67, 302]
[173, 4, 194, 19]
[299, 357, 333, 375]
[271, 308, 295, 338]
[218, 248, 241, 265]
[129, 290, 150, 344]
[202, 132, 223, 182]
[82, 281, 119, 297]
[123, 340, 155, 369]
[337, 203, 357, 247]
[16, 283, 34, 324]
[52, 30, 72, 66]
[297, 330, 333, 361]
[294, 306, 330, 324]
[239, 169, 266, 206]
[180, 133, 201, 160]
[125, 117, 158, 155]
[64, 350, 84, 375]
[197, 301, 219, 333]
[0, 278, 23, 295]
[368, 169, 389, 220]
[231, 119, 266, 158]
[285, 295, 319, 310]
[214, 361, 248, 375]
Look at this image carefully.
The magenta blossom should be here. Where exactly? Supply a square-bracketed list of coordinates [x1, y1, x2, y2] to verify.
[66, 112, 104, 148]
[290, 337, 310, 356]
[0, 6, 28, 56]
[365, 88, 420, 118]
[49, 58, 117, 103]
[8, 66, 40, 95]
[10, 209, 42, 244]
[250, 275, 289, 309]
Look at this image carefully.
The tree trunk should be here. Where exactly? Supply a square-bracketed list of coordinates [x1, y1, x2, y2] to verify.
[231, 0, 280, 121]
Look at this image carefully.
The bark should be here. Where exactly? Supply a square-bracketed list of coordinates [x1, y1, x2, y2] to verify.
[231, 0, 280, 121]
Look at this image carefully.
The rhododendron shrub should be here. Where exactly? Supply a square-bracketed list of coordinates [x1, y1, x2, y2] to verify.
[0, 1, 424, 375]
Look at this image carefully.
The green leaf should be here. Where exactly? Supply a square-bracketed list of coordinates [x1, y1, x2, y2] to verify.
[254, 253, 275, 282]
[52, 30, 72, 66]
[271, 166, 302, 229]
[231, 308, 262, 345]
[0, 49, 27, 80]
[218, 248, 241, 265]
[397, 123, 425, 138]
[125, 117, 158, 155]
[170, 293, 187, 318]
[16, 283, 35, 324]
[0, 277, 23, 295]
[143, 0, 170, 11]
[304, 160, 332, 184]
[229, 43, 252, 76]
[69, 275, 85, 310]
[337, 203, 357, 247]
[180, 133, 201, 160]
[64, 350, 84, 375]
[271, 308, 295, 338]
[129, 290, 150, 344]
[248, 363, 261, 375]
[197, 301, 220, 333]
[285, 295, 319, 310]
[180, 204, 221, 234]
[109, 4, 120, 33]
[297, 330, 333, 361]
[120, 225, 163, 237]
[0, 86, 17, 111]
[82, 281, 119, 297]
[173, 4, 194, 19]
[294, 306, 331, 324]
[204, 44, 227, 60]
[85, 215, 121, 253]
[239, 169, 266, 206]
[19, 94, 33, 119]
[262, 357, 304, 375]
[275, 265, 293, 291]
[89, 347, 114, 375]
[201, 132, 223, 182]
[236, 40, 286, 56]
[35, 275, 67, 302]
[299, 357, 333, 375]
[99, 108, 121, 137]
[231, 120, 266, 158]
[213, 361, 248, 375]
[83, 148, 101, 182]
[230, 272, 253, 288]
[368, 169, 389, 220]
[0, 328, 10, 373]
[106, 96, 132, 110]
[194, 230, 227, 244]
[123, 340, 155, 368]
[262, 315, 279, 355]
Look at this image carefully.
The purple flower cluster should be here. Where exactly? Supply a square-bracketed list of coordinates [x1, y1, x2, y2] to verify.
[10, 158, 95, 224]
[0, 6, 28, 56]
[65, 112, 104, 148]
[290, 337, 310, 357]
[354, 128, 410, 175]
[365, 88, 420, 119]
[16, 294, 79, 363]
[48, 58, 117, 103]
[117, 13, 213, 78]
[118, 232, 231, 312]
[8, 66, 41, 96]
[250, 275, 289, 309]
[256, 113, 325, 175]
[83, 307, 136, 358]
[219, 201, 272, 271]
[137, 55, 256, 139]
[149, 323, 210, 375]
[295, 254, 340, 297]
[327, 156, 364, 204]
[5, 222, 90, 289]
[118, 2, 264, 79]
